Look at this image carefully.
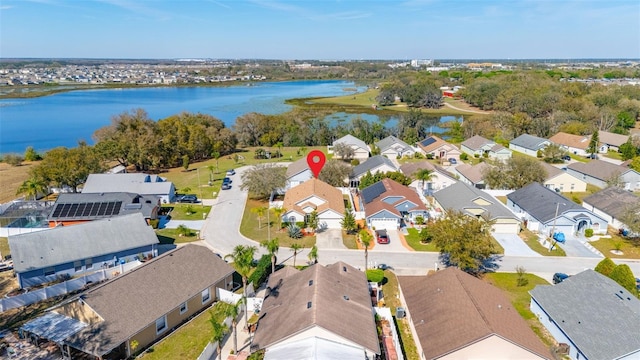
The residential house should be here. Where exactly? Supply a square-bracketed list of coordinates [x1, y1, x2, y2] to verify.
[530, 269, 640, 360]
[328, 134, 370, 160]
[375, 135, 415, 159]
[540, 162, 587, 193]
[549, 132, 606, 156]
[506, 182, 609, 236]
[360, 178, 428, 230]
[566, 160, 640, 191]
[599, 130, 630, 152]
[460, 135, 512, 161]
[582, 187, 639, 230]
[252, 262, 380, 359]
[47, 192, 160, 227]
[509, 134, 550, 157]
[432, 181, 521, 234]
[399, 161, 457, 195]
[82, 173, 176, 203]
[20, 244, 235, 359]
[349, 155, 399, 188]
[415, 135, 461, 161]
[454, 162, 491, 189]
[285, 157, 313, 190]
[399, 268, 551, 360]
[281, 178, 345, 230]
[9, 213, 159, 289]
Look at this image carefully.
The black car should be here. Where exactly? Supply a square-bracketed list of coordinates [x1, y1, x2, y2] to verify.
[553, 272, 570, 284]
[177, 195, 198, 203]
[223, 177, 232, 185]
[561, 155, 571, 162]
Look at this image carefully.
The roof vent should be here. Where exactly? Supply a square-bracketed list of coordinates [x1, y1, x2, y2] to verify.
[343, 295, 349, 301]
[307, 302, 312, 309]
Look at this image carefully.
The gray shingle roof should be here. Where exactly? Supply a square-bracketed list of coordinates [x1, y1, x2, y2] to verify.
[285, 157, 310, 178]
[567, 159, 637, 181]
[506, 182, 582, 223]
[375, 135, 412, 153]
[433, 182, 518, 220]
[82, 173, 174, 196]
[583, 187, 640, 219]
[64, 244, 234, 356]
[510, 134, 549, 151]
[48, 192, 158, 221]
[351, 155, 397, 177]
[9, 213, 159, 273]
[333, 134, 368, 150]
[461, 135, 493, 151]
[253, 262, 380, 354]
[530, 270, 640, 360]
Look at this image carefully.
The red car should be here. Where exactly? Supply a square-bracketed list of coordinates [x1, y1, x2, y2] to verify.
[376, 230, 389, 244]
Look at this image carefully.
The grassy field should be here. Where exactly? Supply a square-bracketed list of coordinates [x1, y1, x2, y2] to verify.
[404, 228, 438, 251]
[239, 198, 315, 248]
[589, 230, 640, 259]
[519, 229, 566, 256]
[155, 228, 200, 244]
[381, 270, 420, 360]
[139, 302, 226, 360]
[0, 161, 38, 204]
[161, 204, 212, 221]
[483, 273, 556, 347]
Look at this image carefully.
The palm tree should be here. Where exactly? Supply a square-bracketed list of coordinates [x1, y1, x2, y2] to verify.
[415, 168, 435, 193]
[209, 311, 229, 360]
[222, 298, 244, 354]
[290, 243, 303, 267]
[224, 245, 256, 328]
[273, 206, 287, 230]
[359, 229, 373, 270]
[261, 238, 280, 273]
[251, 206, 267, 229]
[207, 165, 215, 182]
[16, 176, 48, 201]
[308, 245, 318, 264]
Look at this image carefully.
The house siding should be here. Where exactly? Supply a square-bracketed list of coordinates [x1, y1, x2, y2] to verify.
[439, 335, 546, 360]
[286, 170, 313, 190]
[544, 173, 587, 193]
[17, 244, 156, 289]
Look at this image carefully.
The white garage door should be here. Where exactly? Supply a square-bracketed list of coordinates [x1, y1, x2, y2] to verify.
[370, 218, 399, 230]
[321, 218, 343, 229]
[492, 223, 520, 234]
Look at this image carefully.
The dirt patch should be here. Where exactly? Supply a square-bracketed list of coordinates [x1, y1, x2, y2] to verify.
[0, 162, 35, 204]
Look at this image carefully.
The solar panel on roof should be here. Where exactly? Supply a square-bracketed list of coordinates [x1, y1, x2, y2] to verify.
[361, 181, 386, 204]
[114, 201, 122, 214]
[97, 203, 108, 216]
[420, 137, 437, 147]
[51, 204, 64, 218]
[82, 203, 93, 216]
[68, 204, 79, 217]
[75, 203, 87, 217]
[89, 203, 100, 217]
[60, 203, 72, 218]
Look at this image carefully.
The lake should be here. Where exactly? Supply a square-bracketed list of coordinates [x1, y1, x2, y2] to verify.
[0, 80, 457, 154]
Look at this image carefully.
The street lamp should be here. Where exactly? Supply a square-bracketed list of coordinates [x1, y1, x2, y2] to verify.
[549, 202, 566, 251]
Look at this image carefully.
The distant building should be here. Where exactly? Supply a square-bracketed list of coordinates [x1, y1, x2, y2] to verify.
[82, 173, 176, 203]
[509, 134, 550, 157]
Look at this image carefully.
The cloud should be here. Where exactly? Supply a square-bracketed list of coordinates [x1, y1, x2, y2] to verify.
[206, 0, 231, 9]
[0, 5, 13, 10]
[320, 11, 372, 21]
[97, 0, 173, 21]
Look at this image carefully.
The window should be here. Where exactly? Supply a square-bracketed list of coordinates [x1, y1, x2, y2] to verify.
[180, 302, 188, 315]
[85, 258, 93, 270]
[201, 288, 211, 304]
[74, 261, 82, 272]
[44, 267, 55, 276]
[156, 315, 167, 334]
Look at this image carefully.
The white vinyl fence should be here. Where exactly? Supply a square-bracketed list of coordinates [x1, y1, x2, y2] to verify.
[197, 316, 233, 360]
[0, 261, 142, 312]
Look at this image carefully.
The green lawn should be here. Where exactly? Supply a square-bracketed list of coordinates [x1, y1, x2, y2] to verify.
[342, 231, 358, 249]
[140, 302, 227, 360]
[160, 146, 327, 198]
[519, 229, 566, 257]
[565, 184, 601, 205]
[404, 228, 438, 252]
[604, 150, 623, 160]
[239, 198, 315, 248]
[155, 228, 200, 245]
[589, 230, 640, 259]
[381, 270, 420, 360]
[483, 273, 556, 347]
[0, 237, 9, 259]
[161, 204, 211, 221]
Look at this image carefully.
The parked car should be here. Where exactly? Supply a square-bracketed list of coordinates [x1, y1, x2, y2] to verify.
[553, 272, 570, 284]
[223, 177, 232, 185]
[636, 278, 640, 292]
[177, 195, 198, 203]
[561, 155, 571, 162]
[221, 183, 231, 190]
[448, 158, 457, 164]
[226, 169, 236, 176]
[375, 230, 389, 244]
[377, 263, 392, 270]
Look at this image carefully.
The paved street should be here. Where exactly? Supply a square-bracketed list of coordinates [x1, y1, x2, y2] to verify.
[200, 165, 640, 281]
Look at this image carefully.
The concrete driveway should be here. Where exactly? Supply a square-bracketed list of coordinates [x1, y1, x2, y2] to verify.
[315, 228, 347, 249]
[371, 230, 410, 252]
[492, 233, 541, 257]
[555, 234, 603, 258]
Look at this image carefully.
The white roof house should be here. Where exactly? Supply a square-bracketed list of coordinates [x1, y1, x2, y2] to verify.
[82, 173, 176, 203]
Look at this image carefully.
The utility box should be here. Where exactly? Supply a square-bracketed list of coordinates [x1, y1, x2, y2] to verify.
[396, 307, 406, 318]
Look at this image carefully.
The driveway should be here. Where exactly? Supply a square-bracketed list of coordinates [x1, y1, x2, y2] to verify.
[492, 233, 541, 257]
[371, 230, 411, 252]
[315, 228, 347, 249]
[555, 234, 603, 258]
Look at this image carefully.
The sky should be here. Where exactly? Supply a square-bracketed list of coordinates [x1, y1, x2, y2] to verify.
[1, 0, 639, 60]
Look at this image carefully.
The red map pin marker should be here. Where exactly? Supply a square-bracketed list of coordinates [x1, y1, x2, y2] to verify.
[306, 150, 326, 178]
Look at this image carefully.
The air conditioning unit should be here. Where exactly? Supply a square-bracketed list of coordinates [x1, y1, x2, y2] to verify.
[396, 307, 406, 318]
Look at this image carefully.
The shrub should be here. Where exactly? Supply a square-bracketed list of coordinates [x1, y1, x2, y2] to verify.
[414, 153, 424, 159]
[584, 228, 594, 237]
[474, 153, 480, 158]
[460, 153, 468, 161]
[415, 216, 425, 225]
[594, 257, 616, 276]
[572, 195, 582, 204]
[366, 269, 385, 283]
[3, 153, 24, 166]
[425, 154, 434, 160]
[248, 254, 272, 288]
[351, 159, 360, 166]
[149, 219, 160, 229]
[609, 264, 637, 294]
[516, 266, 529, 287]
[24, 146, 42, 161]
[536, 149, 543, 158]
[287, 224, 303, 239]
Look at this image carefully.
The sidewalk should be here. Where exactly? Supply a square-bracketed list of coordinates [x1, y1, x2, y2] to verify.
[218, 286, 268, 360]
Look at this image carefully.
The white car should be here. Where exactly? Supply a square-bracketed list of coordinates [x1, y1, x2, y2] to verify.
[226, 169, 236, 176]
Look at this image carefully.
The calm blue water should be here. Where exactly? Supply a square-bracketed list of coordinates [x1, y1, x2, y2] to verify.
[0, 80, 364, 154]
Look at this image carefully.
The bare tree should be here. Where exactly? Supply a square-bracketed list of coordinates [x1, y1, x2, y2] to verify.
[332, 142, 355, 161]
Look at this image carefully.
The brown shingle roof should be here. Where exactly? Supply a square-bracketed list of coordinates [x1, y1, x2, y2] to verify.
[549, 132, 590, 150]
[400, 161, 456, 180]
[455, 162, 491, 184]
[64, 244, 234, 356]
[362, 178, 428, 218]
[567, 159, 635, 181]
[583, 186, 640, 219]
[253, 262, 380, 354]
[417, 135, 458, 153]
[599, 131, 629, 147]
[539, 162, 562, 180]
[282, 178, 345, 216]
[399, 268, 551, 359]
